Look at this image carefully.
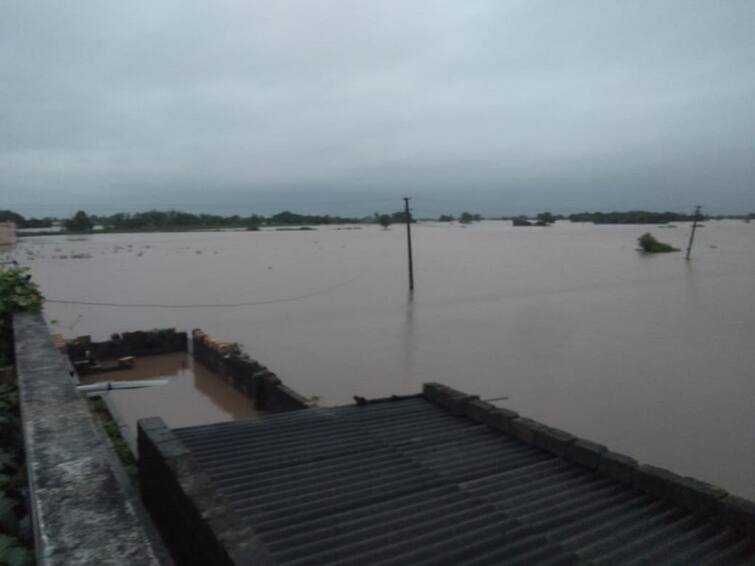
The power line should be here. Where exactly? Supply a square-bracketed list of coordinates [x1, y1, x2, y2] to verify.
[45, 277, 359, 309]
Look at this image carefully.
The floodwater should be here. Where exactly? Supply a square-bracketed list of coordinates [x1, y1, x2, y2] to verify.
[4, 221, 755, 499]
[78, 352, 260, 451]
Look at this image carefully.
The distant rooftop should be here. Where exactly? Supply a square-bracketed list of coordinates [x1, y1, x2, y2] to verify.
[139, 384, 755, 565]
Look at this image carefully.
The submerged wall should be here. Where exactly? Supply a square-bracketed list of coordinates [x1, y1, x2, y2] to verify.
[65, 328, 187, 361]
[192, 329, 312, 412]
[0, 221, 16, 245]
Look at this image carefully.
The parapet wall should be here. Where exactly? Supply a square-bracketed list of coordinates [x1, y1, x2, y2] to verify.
[139, 417, 274, 565]
[192, 329, 312, 413]
[423, 382, 755, 538]
[13, 313, 162, 565]
[65, 329, 187, 361]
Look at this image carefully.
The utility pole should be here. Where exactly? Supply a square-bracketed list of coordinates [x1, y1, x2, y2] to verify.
[403, 197, 414, 292]
[685, 205, 702, 261]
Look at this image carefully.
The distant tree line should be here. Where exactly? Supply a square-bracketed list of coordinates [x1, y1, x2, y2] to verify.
[94, 210, 267, 229]
[0, 210, 54, 228]
[567, 210, 704, 224]
[6, 207, 752, 235]
[433, 212, 482, 223]
[95, 209, 364, 230]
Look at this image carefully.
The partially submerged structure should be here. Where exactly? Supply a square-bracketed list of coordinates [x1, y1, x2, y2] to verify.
[0, 221, 17, 245]
[13, 312, 755, 564]
[140, 385, 755, 565]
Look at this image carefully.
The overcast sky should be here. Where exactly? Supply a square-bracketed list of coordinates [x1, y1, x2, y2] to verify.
[2, 1, 754, 218]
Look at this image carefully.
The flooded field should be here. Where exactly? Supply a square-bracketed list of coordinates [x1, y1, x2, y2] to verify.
[79, 352, 260, 451]
[4, 220, 755, 498]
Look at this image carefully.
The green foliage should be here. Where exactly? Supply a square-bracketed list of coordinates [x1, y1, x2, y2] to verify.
[378, 214, 392, 229]
[0, 266, 44, 366]
[0, 211, 53, 229]
[0, 494, 18, 536]
[459, 212, 482, 224]
[220, 342, 243, 356]
[638, 233, 679, 253]
[570, 210, 703, 224]
[103, 209, 266, 229]
[0, 267, 43, 315]
[0, 533, 32, 566]
[269, 210, 359, 225]
[536, 211, 556, 225]
[0, 380, 29, 563]
[438, 214, 454, 222]
[64, 210, 94, 232]
[0, 211, 25, 226]
[88, 397, 139, 489]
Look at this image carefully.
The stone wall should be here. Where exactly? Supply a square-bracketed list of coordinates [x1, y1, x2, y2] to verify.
[65, 328, 187, 361]
[192, 329, 312, 412]
[0, 221, 16, 245]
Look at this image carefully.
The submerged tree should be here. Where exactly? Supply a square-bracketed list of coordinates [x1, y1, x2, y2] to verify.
[378, 214, 392, 229]
[638, 233, 679, 253]
[536, 212, 556, 225]
[459, 212, 481, 224]
[64, 210, 94, 232]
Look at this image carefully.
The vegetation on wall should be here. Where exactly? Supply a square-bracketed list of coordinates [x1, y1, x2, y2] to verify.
[0, 266, 40, 566]
[0, 266, 44, 367]
[87, 397, 139, 489]
[0, 382, 32, 566]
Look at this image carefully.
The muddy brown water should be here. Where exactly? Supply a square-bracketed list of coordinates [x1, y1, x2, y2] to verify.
[79, 352, 261, 451]
[5, 221, 755, 498]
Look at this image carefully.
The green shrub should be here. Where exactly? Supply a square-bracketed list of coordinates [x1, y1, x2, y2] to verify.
[638, 233, 679, 253]
[0, 266, 44, 366]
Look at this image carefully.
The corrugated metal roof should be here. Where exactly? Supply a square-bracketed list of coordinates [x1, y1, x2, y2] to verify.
[173, 395, 755, 565]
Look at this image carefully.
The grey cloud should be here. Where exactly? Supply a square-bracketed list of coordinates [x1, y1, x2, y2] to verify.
[1, 1, 754, 217]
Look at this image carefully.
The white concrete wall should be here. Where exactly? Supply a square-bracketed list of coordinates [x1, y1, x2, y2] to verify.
[0, 222, 17, 245]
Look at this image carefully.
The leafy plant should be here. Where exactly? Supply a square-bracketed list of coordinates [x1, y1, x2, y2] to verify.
[0, 267, 43, 315]
[220, 342, 243, 356]
[638, 233, 679, 253]
[0, 533, 32, 566]
[0, 266, 44, 366]
[0, 494, 18, 536]
[88, 397, 139, 489]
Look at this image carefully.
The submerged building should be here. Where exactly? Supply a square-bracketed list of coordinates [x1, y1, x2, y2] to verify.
[12, 311, 755, 564]
[0, 221, 17, 245]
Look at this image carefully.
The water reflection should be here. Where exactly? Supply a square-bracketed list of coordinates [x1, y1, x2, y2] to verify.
[401, 294, 416, 385]
[83, 352, 260, 451]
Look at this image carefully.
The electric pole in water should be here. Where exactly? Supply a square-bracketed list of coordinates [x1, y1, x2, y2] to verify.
[685, 205, 702, 261]
[403, 197, 414, 292]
